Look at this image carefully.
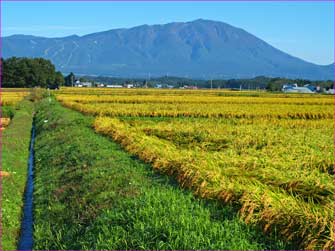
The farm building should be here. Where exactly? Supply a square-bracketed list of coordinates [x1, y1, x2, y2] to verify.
[124, 84, 134, 88]
[282, 83, 315, 93]
[74, 80, 92, 87]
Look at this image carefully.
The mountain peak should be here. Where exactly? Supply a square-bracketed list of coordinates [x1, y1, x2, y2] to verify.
[190, 18, 212, 23]
[188, 18, 231, 27]
[63, 34, 80, 39]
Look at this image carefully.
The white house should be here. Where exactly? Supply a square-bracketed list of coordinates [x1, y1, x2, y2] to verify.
[124, 84, 134, 88]
[106, 84, 123, 88]
[325, 89, 335, 94]
[81, 82, 92, 87]
[74, 80, 92, 87]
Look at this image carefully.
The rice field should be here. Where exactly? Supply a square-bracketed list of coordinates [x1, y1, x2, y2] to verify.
[55, 88, 334, 249]
[1, 89, 30, 106]
[1, 89, 30, 129]
[33, 98, 288, 250]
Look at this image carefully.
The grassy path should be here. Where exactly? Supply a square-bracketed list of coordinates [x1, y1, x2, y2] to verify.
[33, 98, 288, 249]
[1, 100, 34, 250]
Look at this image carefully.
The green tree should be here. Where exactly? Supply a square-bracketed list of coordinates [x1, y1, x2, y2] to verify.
[79, 77, 87, 82]
[65, 72, 75, 86]
[1, 57, 63, 88]
[48, 71, 65, 89]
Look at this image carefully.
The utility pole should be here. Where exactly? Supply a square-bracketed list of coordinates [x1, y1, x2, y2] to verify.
[211, 79, 213, 89]
[146, 72, 151, 88]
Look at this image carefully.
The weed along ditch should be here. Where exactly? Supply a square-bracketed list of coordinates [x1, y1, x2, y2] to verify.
[1, 97, 34, 250]
[18, 124, 35, 250]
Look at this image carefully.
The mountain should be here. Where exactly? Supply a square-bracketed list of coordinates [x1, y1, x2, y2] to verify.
[2, 19, 333, 80]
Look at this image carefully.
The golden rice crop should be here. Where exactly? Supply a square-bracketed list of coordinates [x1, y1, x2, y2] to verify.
[94, 117, 334, 248]
[0, 118, 11, 128]
[1, 90, 29, 106]
[57, 99, 333, 120]
[55, 87, 334, 249]
[93, 116, 333, 250]
[56, 86, 331, 99]
[56, 93, 333, 105]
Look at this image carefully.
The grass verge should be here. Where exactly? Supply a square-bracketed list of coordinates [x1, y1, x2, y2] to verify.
[1, 100, 34, 250]
[33, 98, 288, 249]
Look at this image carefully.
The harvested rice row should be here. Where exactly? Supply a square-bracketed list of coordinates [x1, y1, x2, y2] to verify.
[93, 117, 334, 250]
[57, 100, 333, 120]
[56, 94, 334, 105]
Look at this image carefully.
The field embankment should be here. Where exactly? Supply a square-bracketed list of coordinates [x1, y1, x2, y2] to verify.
[33, 98, 288, 249]
[1, 99, 34, 250]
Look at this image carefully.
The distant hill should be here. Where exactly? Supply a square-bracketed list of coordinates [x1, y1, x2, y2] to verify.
[2, 19, 333, 80]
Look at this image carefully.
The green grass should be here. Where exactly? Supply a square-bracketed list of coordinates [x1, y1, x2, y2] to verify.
[1, 106, 15, 119]
[2, 100, 34, 250]
[33, 98, 289, 250]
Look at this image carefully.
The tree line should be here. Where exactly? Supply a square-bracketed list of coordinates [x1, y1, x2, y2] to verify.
[1, 57, 64, 88]
[84, 75, 333, 90]
[1, 57, 333, 90]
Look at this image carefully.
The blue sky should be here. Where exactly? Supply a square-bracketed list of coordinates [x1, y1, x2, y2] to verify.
[2, 1, 334, 65]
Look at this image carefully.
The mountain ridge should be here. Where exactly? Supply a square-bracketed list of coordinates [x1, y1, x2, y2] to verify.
[3, 19, 333, 80]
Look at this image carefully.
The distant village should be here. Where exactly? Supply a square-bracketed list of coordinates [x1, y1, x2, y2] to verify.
[72, 79, 334, 94]
[73, 79, 197, 90]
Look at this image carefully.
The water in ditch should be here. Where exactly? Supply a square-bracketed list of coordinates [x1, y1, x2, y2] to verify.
[18, 125, 35, 250]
